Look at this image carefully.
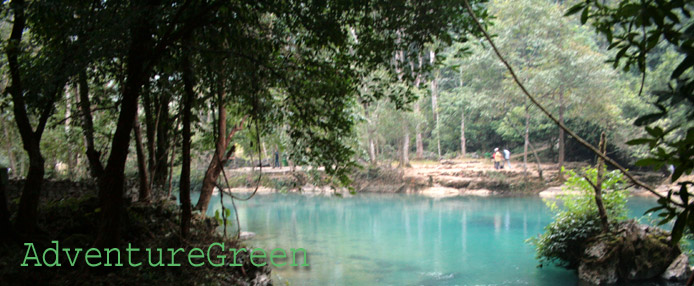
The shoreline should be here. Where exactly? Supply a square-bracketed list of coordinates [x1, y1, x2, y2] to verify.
[221, 183, 673, 199]
[217, 159, 677, 200]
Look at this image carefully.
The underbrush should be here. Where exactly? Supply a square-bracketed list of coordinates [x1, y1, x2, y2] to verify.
[528, 167, 629, 268]
[0, 195, 270, 285]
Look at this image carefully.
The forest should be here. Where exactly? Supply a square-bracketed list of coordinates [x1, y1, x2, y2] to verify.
[0, 0, 693, 285]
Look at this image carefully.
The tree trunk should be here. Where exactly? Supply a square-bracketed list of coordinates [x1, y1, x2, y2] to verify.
[16, 148, 45, 234]
[595, 132, 609, 233]
[72, 91, 82, 178]
[94, 11, 155, 248]
[3, 120, 18, 178]
[194, 68, 247, 214]
[78, 70, 104, 179]
[194, 123, 224, 214]
[429, 49, 441, 159]
[524, 105, 530, 176]
[142, 84, 157, 188]
[0, 167, 12, 242]
[558, 92, 565, 179]
[402, 130, 410, 167]
[179, 39, 194, 238]
[379, 141, 384, 163]
[460, 109, 466, 158]
[458, 66, 466, 158]
[194, 115, 246, 214]
[134, 116, 151, 202]
[153, 93, 171, 187]
[65, 88, 71, 133]
[261, 141, 267, 162]
[398, 138, 404, 167]
[506, 114, 543, 181]
[364, 105, 377, 164]
[6, 0, 54, 234]
[415, 102, 424, 159]
[195, 75, 226, 214]
[414, 53, 424, 159]
[167, 131, 177, 198]
[395, 49, 404, 81]
[65, 86, 73, 177]
[528, 140, 544, 181]
[369, 137, 376, 164]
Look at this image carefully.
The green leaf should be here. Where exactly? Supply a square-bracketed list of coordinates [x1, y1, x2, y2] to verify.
[645, 126, 663, 137]
[634, 112, 664, 126]
[644, 205, 665, 214]
[679, 185, 689, 205]
[687, 208, 694, 235]
[605, 29, 613, 43]
[635, 158, 661, 167]
[615, 45, 629, 66]
[580, 6, 590, 24]
[672, 55, 694, 79]
[646, 33, 660, 51]
[672, 165, 685, 182]
[671, 210, 688, 243]
[686, 128, 694, 143]
[626, 138, 652, 146]
[619, 4, 641, 18]
[658, 213, 676, 226]
[565, 3, 585, 17]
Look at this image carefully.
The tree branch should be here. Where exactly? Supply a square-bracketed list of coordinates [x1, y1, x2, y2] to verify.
[461, 0, 676, 206]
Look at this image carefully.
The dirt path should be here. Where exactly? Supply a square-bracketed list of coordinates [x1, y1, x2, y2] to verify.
[404, 158, 559, 182]
[224, 158, 663, 198]
[392, 158, 564, 197]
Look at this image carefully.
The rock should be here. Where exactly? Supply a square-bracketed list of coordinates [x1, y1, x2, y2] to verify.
[617, 221, 679, 280]
[239, 231, 256, 240]
[460, 189, 491, 197]
[438, 176, 472, 189]
[360, 184, 407, 193]
[577, 220, 681, 285]
[538, 185, 579, 198]
[578, 240, 619, 285]
[402, 175, 429, 187]
[661, 253, 691, 281]
[475, 179, 510, 191]
[251, 273, 271, 286]
[419, 187, 460, 198]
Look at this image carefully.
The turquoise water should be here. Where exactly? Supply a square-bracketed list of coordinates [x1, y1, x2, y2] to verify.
[197, 193, 659, 286]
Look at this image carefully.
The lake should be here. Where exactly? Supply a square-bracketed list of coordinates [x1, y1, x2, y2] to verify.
[196, 193, 660, 285]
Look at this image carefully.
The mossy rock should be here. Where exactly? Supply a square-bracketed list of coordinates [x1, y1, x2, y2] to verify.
[617, 221, 680, 280]
[578, 220, 681, 285]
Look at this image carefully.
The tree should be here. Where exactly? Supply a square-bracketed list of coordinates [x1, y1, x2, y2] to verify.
[77, 70, 104, 180]
[1, 0, 491, 247]
[431, 0, 636, 169]
[179, 32, 194, 238]
[567, 0, 694, 246]
[4, 0, 80, 234]
[94, 0, 221, 248]
[429, 48, 442, 160]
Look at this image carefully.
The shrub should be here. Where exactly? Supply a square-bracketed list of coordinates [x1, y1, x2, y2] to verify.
[528, 167, 628, 269]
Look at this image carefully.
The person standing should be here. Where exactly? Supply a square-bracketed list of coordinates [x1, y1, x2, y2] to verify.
[493, 148, 503, 170]
[503, 148, 511, 169]
[273, 149, 280, 168]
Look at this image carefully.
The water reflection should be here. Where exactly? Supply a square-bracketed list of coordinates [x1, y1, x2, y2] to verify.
[192, 193, 658, 286]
